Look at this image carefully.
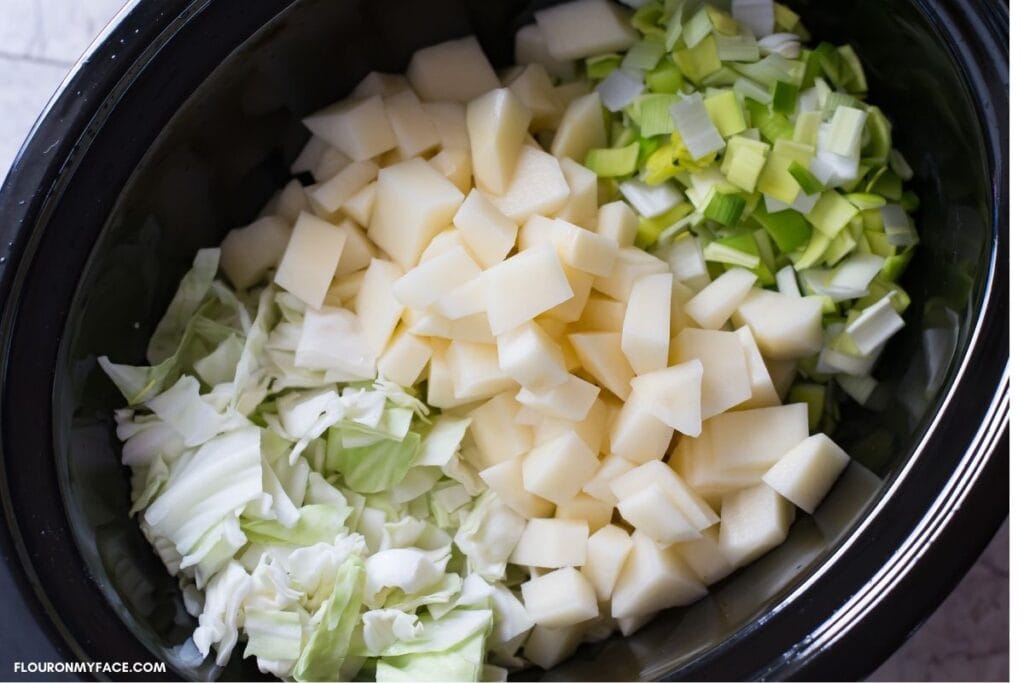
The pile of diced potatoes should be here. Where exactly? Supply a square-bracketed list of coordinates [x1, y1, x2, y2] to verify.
[219, 0, 852, 667]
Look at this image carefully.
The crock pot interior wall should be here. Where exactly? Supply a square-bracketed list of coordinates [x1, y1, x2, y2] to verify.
[32, 0, 995, 679]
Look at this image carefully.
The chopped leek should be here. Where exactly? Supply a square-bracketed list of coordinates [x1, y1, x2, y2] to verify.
[597, 68, 646, 112]
[586, 143, 641, 178]
[670, 93, 726, 159]
[788, 161, 825, 195]
[703, 190, 747, 226]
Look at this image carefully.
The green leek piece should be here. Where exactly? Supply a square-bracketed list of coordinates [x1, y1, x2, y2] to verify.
[673, 34, 722, 84]
[704, 234, 761, 268]
[823, 91, 862, 114]
[664, 0, 687, 51]
[800, 47, 823, 90]
[585, 143, 640, 178]
[861, 207, 884, 233]
[704, 90, 747, 137]
[826, 106, 868, 157]
[813, 42, 842, 86]
[715, 32, 760, 62]
[747, 100, 794, 143]
[611, 121, 638, 148]
[636, 202, 693, 248]
[772, 80, 799, 115]
[734, 77, 772, 104]
[703, 190, 746, 226]
[862, 107, 892, 162]
[900, 190, 920, 213]
[722, 136, 770, 192]
[632, 2, 665, 39]
[646, 58, 686, 93]
[789, 383, 826, 430]
[701, 66, 742, 87]
[682, 7, 715, 48]
[806, 190, 858, 238]
[838, 45, 868, 94]
[793, 110, 823, 146]
[752, 227, 778, 272]
[881, 248, 915, 282]
[635, 93, 680, 137]
[774, 3, 802, 31]
[637, 135, 661, 165]
[856, 280, 911, 314]
[586, 54, 622, 80]
[623, 38, 667, 72]
[865, 167, 903, 200]
[791, 228, 832, 270]
[757, 141, 813, 203]
[706, 6, 739, 34]
[864, 229, 895, 258]
[733, 53, 800, 88]
[845, 192, 886, 210]
[823, 229, 857, 266]
[788, 161, 825, 195]
[751, 201, 812, 252]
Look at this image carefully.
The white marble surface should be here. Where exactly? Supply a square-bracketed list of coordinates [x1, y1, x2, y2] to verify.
[0, 2, 1009, 681]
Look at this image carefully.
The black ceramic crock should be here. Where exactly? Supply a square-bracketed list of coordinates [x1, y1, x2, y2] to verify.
[0, 0, 1008, 681]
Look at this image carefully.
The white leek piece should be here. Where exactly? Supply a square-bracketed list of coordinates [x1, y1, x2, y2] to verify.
[845, 294, 905, 356]
[619, 179, 684, 218]
[596, 68, 645, 112]
[670, 94, 726, 160]
[880, 204, 920, 247]
[731, 0, 775, 37]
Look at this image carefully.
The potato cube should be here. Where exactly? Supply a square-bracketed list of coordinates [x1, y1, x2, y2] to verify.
[323, 269, 365, 307]
[508, 63, 564, 130]
[629, 360, 703, 436]
[480, 457, 555, 519]
[555, 158, 599, 229]
[467, 88, 532, 194]
[610, 531, 706, 619]
[597, 200, 638, 247]
[428, 148, 472, 194]
[621, 272, 673, 375]
[423, 101, 470, 151]
[339, 182, 376, 228]
[762, 433, 850, 513]
[220, 216, 290, 290]
[718, 484, 795, 567]
[617, 486, 701, 544]
[684, 267, 758, 331]
[582, 455, 635, 504]
[383, 89, 441, 158]
[523, 624, 586, 669]
[468, 392, 535, 467]
[669, 432, 762, 499]
[593, 246, 669, 301]
[447, 341, 517, 402]
[310, 160, 379, 215]
[512, 519, 589, 569]
[407, 36, 501, 103]
[733, 288, 824, 360]
[555, 493, 614, 534]
[735, 325, 781, 409]
[516, 374, 600, 422]
[575, 295, 627, 332]
[419, 229, 468, 262]
[351, 71, 410, 99]
[272, 178, 310, 224]
[673, 526, 735, 585]
[523, 431, 601, 505]
[610, 460, 718, 531]
[669, 328, 752, 419]
[393, 245, 481, 310]
[497, 321, 569, 389]
[707, 403, 809, 473]
[535, 0, 638, 60]
[353, 258, 405, 358]
[515, 24, 577, 82]
[544, 265, 595, 324]
[453, 189, 518, 268]
[484, 146, 571, 224]
[608, 391, 673, 464]
[377, 327, 432, 387]
[580, 524, 632, 601]
[484, 244, 573, 335]
[551, 92, 607, 162]
[302, 95, 396, 161]
[568, 332, 634, 401]
[274, 212, 347, 308]
[522, 567, 599, 629]
[368, 157, 465, 268]
[290, 135, 329, 176]
[532, 395, 609, 455]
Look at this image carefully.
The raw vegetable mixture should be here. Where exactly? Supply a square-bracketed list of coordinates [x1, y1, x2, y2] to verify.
[100, 0, 916, 680]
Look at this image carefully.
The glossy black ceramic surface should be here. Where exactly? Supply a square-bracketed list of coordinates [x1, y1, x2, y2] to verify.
[0, 0, 1007, 681]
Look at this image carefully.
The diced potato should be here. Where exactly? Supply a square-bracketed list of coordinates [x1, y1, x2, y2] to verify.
[433, 273, 487, 320]
[708, 403, 809, 474]
[556, 158, 599, 229]
[617, 486, 701, 544]
[310, 160, 379, 215]
[423, 101, 470, 151]
[351, 71, 410, 99]
[522, 568, 598, 629]
[536, 0, 638, 60]
[407, 37, 501, 103]
[377, 326, 432, 387]
[508, 63, 565, 131]
[274, 211, 347, 308]
[617, 613, 656, 637]
[621, 272, 673, 375]
[610, 461, 718, 531]
[515, 24, 578, 82]
[497, 321, 569, 389]
[574, 295, 627, 332]
[610, 531, 706, 619]
[368, 157, 465, 268]
[550, 92, 607, 163]
[447, 341, 517, 402]
[426, 341, 459, 409]
[673, 526, 735, 585]
[583, 455, 635, 504]
[419, 229, 468, 263]
[293, 306, 375, 379]
[523, 624, 586, 670]
[453, 189, 518, 268]
[428, 148, 472, 194]
[629, 360, 703, 436]
[405, 309, 452, 338]
[354, 258, 405, 357]
[593, 246, 669, 301]
[523, 431, 601, 505]
[290, 135, 329, 176]
[532, 394, 609, 455]
[669, 432, 761, 499]
[718, 484, 795, 567]
[484, 244, 573, 335]
[765, 358, 799, 398]
[684, 267, 758, 331]
[468, 392, 534, 467]
[512, 519, 589, 569]
[302, 95, 396, 161]
[272, 178, 309, 224]
[544, 265, 594, 324]
[596, 200, 638, 248]
[608, 391, 673, 464]
[312, 147, 352, 183]
[733, 288, 824, 360]
[735, 325, 781, 409]
[383, 89, 441, 158]
[480, 457, 555, 518]
[324, 269, 366, 307]
[669, 328, 752, 419]
[558, 220, 618, 277]
[339, 181, 376, 228]
[555, 493, 614, 534]
[467, 88, 532, 195]
[762, 434, 850, 513]
[670, 279, 699, 336]
[484, 146, 571, 224]
[393, 245, 481, 310]
[580, 525, 632, 603]
[568, 332, 634, 401]
[220, 216, 290, 290]
[516, 374, 600, 422]
[448, 312, 498, 343]
[655, 233, 711, 291]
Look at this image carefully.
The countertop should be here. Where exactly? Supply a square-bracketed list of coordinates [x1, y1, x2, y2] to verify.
[0, 2, 1008, 682]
